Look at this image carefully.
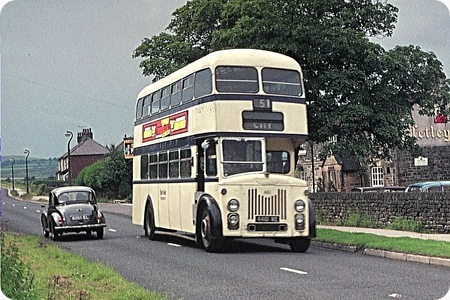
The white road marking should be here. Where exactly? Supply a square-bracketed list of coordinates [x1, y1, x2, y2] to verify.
[280, 267, 308, 275]
[108, 229, 117, 232]
[388, 293, 402, 298]
[36, 210, 41, 213]
[167, 243, 181, 247]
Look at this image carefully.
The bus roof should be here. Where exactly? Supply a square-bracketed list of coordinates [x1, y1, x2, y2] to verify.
[137, 49, 302, 99]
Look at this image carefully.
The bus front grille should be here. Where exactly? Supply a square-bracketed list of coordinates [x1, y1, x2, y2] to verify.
[247, 188, 287, 220]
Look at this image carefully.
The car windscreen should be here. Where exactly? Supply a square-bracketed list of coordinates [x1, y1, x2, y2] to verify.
[58, 191, 94, 203]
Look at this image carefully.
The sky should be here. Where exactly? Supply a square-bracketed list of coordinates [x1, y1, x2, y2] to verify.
[0, 0, 450, 159]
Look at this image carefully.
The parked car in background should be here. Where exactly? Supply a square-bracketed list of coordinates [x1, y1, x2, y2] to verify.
[41, 186, 106, 240]
[350, 186, 406, 193]
[405, 181, 450, 192]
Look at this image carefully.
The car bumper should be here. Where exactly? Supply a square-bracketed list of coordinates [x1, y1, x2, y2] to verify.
[55, 224, 107, 232]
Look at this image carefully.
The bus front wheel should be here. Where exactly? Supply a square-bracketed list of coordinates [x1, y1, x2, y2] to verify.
[144, 205, 157, 240]
[199, 208, 223, 252]
[289, 237, 311, 253]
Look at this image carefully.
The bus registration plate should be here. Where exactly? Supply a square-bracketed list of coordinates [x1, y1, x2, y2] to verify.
[255, 216, 279, 222]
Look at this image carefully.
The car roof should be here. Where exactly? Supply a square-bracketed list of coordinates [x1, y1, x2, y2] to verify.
[350, 186, 405, 192]
[51, 186, 95, 196]
[407, 181, 450, 188]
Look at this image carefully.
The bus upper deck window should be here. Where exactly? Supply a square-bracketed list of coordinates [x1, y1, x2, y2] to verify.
[181, 75, 194, 102]
[262, 68, 302, 96]
[142, 96, 151, 117]
[161, 86, 170, 110]
[135, 98, 144, 120]
[171, 81, 181, 106]
[216, 66, 258, 93]
[194, 69, 212, 98]
[151, 92, 160, 114]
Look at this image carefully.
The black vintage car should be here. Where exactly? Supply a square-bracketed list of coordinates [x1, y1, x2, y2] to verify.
[41, 186, 106, 240]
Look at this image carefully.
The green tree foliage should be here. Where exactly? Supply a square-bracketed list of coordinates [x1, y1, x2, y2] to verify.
[75, 149, 132, 200]
[132, 0, 450, 168]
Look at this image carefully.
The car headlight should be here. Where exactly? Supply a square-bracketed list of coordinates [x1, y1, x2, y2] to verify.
[295, 200, 305, 212]
[227, 199, 240, 212]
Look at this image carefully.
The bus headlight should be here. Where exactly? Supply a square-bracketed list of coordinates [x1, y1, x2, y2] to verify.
[227, 199, 240, 212]
[295, 214, 305, 230]
[295, 200, 305, 212]
[227, 213, 239, 230]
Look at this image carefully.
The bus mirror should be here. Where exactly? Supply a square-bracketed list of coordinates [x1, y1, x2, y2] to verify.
[201, 140, 210, 150]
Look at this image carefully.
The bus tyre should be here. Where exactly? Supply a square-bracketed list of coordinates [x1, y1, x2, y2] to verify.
[289, 237, 311, 253]
[199, 208, 223, 253]
[144, 205, 157, 240]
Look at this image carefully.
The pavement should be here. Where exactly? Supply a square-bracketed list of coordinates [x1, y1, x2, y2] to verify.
[4, 188, 450, 267]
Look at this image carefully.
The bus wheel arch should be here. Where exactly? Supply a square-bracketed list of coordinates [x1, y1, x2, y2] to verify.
[195, 195, 224, 252]
[144, 197, 157, 240]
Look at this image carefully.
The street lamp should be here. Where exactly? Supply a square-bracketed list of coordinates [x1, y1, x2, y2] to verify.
[10, 158, 15, 191]
[65, 130, 73, 184]
[24, 150, 30, 194]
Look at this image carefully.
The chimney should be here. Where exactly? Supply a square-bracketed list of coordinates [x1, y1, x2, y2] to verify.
[77, 128, 93, 144]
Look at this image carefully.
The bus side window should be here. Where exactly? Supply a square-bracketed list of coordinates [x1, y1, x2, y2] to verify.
[181, 75, 194, 102]
[205, 143, 217, 176]
[180, 148, 192, 178]
[161, 86, 170, 110]
[140, 155, 149, 179]
[169, 150, 180, 178]
[149, 154, 158, 179]
[194, 69, 212, 98]
[159, 152, 168, 178]
[135, 98, 144, 120]
[151, 92, 160, 114]
[171, 81, 181, 106]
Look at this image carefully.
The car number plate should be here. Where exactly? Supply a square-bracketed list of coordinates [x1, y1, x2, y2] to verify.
[255, 216, 279, 222]
[70, 215, 90, 221]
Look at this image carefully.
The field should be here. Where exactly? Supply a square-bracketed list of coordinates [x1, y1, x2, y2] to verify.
[1, 156, 58, 180]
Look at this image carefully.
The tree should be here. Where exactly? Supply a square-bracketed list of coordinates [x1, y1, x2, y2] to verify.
[132, 0, 450, 168]
[75, 149, 132, 200]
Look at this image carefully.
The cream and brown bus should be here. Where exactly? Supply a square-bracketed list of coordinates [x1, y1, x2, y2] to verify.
[132, 49, 315, 252]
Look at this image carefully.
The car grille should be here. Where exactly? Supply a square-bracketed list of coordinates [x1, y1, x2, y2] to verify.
[247, 188, 287, 220]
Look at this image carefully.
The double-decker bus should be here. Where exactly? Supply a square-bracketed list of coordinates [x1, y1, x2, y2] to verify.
[132, 49, 315, 252]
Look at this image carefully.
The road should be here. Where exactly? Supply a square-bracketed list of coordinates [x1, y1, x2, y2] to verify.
[2, 190, 450, 300]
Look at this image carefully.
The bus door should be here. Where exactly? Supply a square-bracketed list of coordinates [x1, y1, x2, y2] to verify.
[157, 183, 170, 228]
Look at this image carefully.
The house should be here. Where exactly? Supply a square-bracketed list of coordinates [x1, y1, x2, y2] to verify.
[299, 106, 450, 192]
[57, 128, 109, 182]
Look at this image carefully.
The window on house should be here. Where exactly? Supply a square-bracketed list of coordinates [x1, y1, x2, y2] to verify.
[371, 167, 384, 187]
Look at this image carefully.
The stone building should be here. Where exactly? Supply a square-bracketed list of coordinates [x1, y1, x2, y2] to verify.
[57, 128, 109, 182]
[299, 107, 450, 192]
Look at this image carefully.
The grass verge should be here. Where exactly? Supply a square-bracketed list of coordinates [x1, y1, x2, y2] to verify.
[316, 228, 450, 258]
[1, 232, 166, 300]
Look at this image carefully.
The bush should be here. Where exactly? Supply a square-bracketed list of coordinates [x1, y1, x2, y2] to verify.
[388, 217, 422, 232]
[1, 234, 36, 299]
[341, 212, 377, 228]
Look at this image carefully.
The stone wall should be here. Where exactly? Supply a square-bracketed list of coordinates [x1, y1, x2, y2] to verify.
[310, 192, 450, 233]
[396, 145, 450, 186]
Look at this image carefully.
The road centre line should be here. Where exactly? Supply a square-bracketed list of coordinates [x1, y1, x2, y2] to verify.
[280, 267, 308, 275]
